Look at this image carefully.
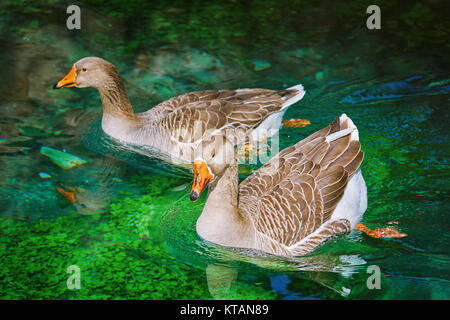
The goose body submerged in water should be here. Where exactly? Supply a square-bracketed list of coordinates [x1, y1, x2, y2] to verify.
[189, 114, 368, 257]
[54, 57, 305, 164]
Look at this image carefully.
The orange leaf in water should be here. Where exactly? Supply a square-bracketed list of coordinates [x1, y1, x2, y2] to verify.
[56, 187, 76, 204]
[282, 119, 311, 127]
[356, 223, 407, 239]
[371, 227, 407, 239]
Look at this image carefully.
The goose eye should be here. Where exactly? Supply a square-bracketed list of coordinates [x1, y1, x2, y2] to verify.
[82, 68, 87, 72]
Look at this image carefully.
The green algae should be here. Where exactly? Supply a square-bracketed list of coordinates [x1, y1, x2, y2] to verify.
[0, 213, 207, 299]
[0, 172, 277, 300]
[0, 189, 208, 299]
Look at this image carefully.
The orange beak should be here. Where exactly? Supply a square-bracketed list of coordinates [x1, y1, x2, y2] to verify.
[53, 65, 77, 89]
[190, 159, 214, 202]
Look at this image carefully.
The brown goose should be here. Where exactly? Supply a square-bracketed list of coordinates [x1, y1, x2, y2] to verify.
[54, 57, 305, 164]
[189, 114, 368, 257]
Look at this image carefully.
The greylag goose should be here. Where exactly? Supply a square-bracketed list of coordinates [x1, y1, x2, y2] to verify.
[189, 114, 368, 257]
[54, 57, 305, 164]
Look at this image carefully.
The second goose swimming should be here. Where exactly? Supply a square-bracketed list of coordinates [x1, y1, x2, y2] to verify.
[189, 114, 367, 257]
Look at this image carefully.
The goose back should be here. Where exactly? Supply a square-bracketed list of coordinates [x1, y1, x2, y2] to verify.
[239, 116, 364, 255]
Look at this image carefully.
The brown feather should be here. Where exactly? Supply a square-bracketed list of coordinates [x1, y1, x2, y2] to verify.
[329, 140, 361, 168]
[320, 134, 351, 168]
[345, 150, 364, 176]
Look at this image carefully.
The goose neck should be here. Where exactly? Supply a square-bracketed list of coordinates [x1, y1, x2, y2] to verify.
[98, 76, 134, 118]
[196, 163, 255, 248]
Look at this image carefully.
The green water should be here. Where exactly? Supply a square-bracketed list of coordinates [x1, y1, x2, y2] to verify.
[0, 0, 449, 299]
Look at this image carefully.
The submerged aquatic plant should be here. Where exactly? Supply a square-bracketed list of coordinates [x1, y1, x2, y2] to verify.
[0, 172, 277, 300]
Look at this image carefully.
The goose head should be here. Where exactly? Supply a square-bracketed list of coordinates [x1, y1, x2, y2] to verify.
[190, 138, 235, 202]
[54, 57, 120, 90]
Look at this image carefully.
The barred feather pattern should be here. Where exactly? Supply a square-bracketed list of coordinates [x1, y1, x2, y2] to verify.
[239, 116, 364, 256]
[137, 88, 302, 161]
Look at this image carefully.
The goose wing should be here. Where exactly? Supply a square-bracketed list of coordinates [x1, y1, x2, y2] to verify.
[145, 88, 302, 145]
[239, 117, 364, 251]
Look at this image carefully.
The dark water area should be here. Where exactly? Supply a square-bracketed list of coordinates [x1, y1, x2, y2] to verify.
[0, 0, 449, 299]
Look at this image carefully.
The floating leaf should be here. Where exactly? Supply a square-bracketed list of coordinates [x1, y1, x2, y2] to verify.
[356, 223, 407, 239]
[40, 146, 87, 170]
[282, 119, 311, 127]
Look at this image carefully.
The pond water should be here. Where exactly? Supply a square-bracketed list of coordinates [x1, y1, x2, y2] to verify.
[0, 1, 449, 299]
